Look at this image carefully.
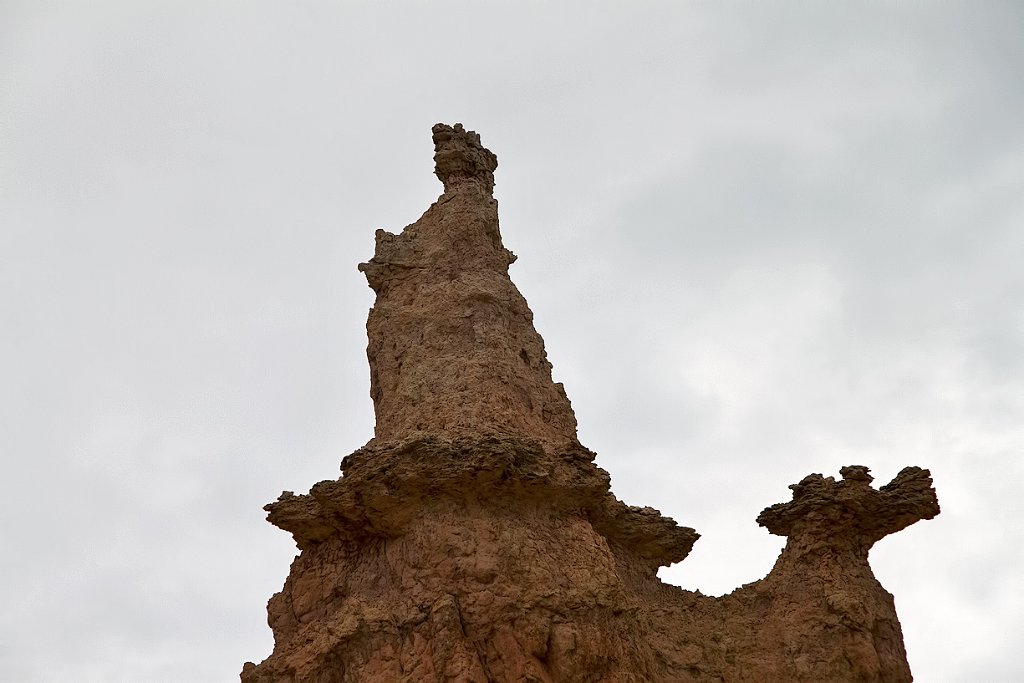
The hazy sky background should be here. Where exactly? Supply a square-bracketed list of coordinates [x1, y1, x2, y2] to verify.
[3, 2, 1022, 681]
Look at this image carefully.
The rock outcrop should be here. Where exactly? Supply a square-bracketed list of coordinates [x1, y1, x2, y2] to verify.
[242, 124, 939, 682]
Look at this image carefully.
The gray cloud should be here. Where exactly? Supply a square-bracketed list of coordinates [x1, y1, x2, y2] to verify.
[2, 2, 1021, 680]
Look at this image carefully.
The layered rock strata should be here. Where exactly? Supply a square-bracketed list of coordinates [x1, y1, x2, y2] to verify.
[242, 124, 939, 682]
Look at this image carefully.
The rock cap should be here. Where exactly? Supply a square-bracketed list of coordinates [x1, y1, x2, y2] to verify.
[432, 122, 498, 193]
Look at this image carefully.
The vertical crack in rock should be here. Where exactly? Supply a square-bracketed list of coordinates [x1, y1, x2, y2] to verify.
[242, 124, 939, 683]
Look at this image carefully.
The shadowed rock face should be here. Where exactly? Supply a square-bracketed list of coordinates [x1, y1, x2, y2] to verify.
[242, 124, 939, 682]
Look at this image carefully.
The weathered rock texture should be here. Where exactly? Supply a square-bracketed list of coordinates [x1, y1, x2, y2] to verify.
[242, 124, 939, 682]
[357, 124, 576, 451]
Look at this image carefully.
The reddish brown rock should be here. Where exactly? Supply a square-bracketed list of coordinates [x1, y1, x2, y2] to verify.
[357, 123, 576, 453]
[242, 124, 939, 682]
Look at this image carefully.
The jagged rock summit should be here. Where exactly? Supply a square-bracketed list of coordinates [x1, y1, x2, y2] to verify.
[242, 124, 939, 682]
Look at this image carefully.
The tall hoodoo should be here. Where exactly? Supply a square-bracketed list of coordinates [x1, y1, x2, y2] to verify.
[242, 125, 939, 683]
[358, 123, 577, 450]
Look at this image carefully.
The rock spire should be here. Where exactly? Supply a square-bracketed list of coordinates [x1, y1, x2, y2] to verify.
[242, 125, 939, 682]
[357, 123, 577, 450]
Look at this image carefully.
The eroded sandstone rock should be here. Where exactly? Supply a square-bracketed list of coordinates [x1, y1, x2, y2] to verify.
[242, 124, 939, 682]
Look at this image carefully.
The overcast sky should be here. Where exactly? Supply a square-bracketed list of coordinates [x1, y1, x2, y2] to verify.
[2, 2, 1022, 681]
